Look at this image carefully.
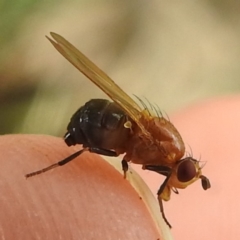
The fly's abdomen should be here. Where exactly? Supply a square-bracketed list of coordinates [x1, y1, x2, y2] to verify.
[64, 99, 130, 151]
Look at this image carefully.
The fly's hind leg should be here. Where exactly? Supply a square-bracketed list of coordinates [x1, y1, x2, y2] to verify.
[25, 147, 118, 178]
[25, 148, 88, 178]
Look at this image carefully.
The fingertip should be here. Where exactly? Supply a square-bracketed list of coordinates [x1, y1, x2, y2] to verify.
[0, 134, 165, 240]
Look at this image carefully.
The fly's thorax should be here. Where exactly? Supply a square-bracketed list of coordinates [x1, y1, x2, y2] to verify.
[124, 116, 185, 165]
[151, 117, 185, 159]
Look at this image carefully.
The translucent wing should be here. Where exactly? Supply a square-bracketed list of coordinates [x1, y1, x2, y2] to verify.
[47, 32, 150, 136]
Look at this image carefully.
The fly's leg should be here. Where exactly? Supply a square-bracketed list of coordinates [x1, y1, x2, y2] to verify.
[144, 165, 172, 195]
[25, 148, 88, 178]
[121, 159, 128, 179]
[156, 170, 172, 228]
[144, 165, 172, 200]
[158, 196, 172, 228]
[25, 147, 118, 178]
[88, 147, 118, 157]
[143, 165, 172, 228]
[90, 148, 129, 178]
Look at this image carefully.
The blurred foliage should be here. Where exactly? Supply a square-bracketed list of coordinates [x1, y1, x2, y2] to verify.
[0, 0, 38, 133]
[0, 0, 38, 46]
[0, 0, 240, 135]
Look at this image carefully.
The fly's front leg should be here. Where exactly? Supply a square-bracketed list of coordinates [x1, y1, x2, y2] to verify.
[157, 196, 172, 228]
[144, 165, 172, 196]
[143, 165, 172, 228]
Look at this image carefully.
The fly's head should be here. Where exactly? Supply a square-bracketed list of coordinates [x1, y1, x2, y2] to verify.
[169, 157, 211, 191]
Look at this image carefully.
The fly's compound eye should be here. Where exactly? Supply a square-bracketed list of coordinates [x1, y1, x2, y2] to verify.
[177, 158, 196, 182]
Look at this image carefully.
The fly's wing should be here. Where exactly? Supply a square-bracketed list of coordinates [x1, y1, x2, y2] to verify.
[47, 32, 151, 137]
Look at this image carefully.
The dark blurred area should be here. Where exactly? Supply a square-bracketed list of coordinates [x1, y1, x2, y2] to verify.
[1, 0, 240, 135]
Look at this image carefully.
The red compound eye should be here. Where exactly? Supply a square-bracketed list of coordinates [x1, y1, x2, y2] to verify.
[177, 158, 196, 182]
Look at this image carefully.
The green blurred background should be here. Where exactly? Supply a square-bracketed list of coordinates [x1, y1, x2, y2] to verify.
[1, 0, 240, 136]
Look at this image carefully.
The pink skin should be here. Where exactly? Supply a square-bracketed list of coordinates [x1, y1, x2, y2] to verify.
[0, 95, 239, 239]
[0, 135, 161, 240]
